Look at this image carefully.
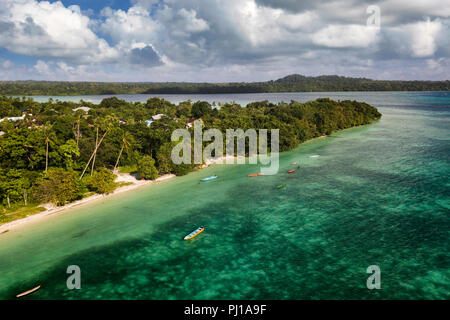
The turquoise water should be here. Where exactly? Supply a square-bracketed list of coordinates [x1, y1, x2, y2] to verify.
[0, 92, 449, 299]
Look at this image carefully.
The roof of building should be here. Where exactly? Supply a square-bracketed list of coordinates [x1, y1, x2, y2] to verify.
[0, 115, 26, 123]
[151, 114, 165, 120]
[72, 106, 91, 113]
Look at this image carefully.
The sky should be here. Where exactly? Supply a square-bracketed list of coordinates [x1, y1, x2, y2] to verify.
[0, 0, 449, 82]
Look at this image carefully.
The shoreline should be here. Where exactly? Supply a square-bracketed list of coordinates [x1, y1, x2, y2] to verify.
[0, 132, 339, 233]
[0, 133, 334, 234]
[0, 155, 237, 234]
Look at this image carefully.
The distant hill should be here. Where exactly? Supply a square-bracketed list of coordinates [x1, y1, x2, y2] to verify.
[270, 74, 449, 92]
[0, 74, 448, 95]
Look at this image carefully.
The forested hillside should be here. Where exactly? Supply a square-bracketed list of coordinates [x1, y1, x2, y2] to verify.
[0, 74, 448, 95]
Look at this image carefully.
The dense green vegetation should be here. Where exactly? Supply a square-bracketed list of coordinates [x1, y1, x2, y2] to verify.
[0, 95, 381, 219]
[0, 74, 448, 95]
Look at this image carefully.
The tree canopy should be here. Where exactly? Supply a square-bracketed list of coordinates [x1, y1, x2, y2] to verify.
[0, 74, 448, 96]
[0, 95, 381, 211]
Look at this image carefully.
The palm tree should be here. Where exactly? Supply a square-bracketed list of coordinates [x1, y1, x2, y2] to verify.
[45, 135, 50, 172]
[80, 115, 118, 179]
[43, 123, 54, 172]
[91, 125, 99, 176]
[113, 131, 132, 173]
[73, 114, 81, 147]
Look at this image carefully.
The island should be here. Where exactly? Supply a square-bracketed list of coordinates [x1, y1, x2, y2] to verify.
[0, 74, 448, 95]
[0, 96, 381, 227]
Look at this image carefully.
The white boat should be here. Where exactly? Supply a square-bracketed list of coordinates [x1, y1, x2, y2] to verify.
[184, 226, 205, 240]
[201, 175, 218, 182]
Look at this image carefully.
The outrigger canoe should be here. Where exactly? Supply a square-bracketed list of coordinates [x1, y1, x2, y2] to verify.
[248, 173, 264, 177]
[184, 226, 205, 240]
[201, 175, 218, 182]
[16, 285, 41, 298]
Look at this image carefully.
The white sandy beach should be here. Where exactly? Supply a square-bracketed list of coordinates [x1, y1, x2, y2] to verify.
[0, 155, 237, 234]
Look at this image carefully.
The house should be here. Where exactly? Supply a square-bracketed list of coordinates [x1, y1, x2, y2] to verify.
[72, 106, 91, 113]
[0, 115, 26, 123]
[0, 131, 5, 137]
[152, 114, 165, 121]
[144, 113, 166, 127]
[186, 117, 203, 128]
[118, 117, 127, 124]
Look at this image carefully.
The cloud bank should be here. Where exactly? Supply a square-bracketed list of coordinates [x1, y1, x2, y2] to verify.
[0, 0, 449, 81]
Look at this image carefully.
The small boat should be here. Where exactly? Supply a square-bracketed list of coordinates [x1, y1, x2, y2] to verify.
[276, 184, 287, 189]
[287, 169, 295, 173]
[184, 226, 205, 240]
[201, 175, 218, 182]
[310, 155, 319, 158]
[16, 285, 41, 298]
[248, 173, 264, 177]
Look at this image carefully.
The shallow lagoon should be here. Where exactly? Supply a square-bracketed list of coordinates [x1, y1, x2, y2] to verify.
[0, 92, 449, 299]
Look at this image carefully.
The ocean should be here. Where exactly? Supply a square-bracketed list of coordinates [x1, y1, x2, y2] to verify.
[0, 91, 448, 299]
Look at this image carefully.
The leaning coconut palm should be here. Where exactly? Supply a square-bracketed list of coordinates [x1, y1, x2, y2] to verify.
[72, 112, 83, 147]
[80, 115, 118, 179]
[91, 124, 99, 176]
[113, 131, 133, 174]
[42, 123, 55, 172]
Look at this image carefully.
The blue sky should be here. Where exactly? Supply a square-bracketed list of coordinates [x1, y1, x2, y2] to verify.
[0, 0, 449, 82]
[54, 0, 134, 15]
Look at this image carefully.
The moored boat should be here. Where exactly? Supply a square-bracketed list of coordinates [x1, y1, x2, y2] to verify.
[248, 173, 264, 177]
[184, 226, 205, 240]
[16, 285, 41, 298]
[287, 169, 295, 173]
[201, 175, 218, 182]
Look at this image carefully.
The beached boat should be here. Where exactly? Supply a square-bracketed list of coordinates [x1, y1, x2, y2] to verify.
[248, 173, 264, 177]
[201, 175, 218, 182]
[184, 226, 205, 240]
[16, 285, 41, 298]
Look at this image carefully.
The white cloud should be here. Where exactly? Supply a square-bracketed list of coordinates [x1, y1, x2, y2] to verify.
[0, 0, 449, 81]
[384, 18, 443, 58]
[1, 59, 14, 69]
[380, 0, 450, 24]
[56, 62, 75, 73]
[0, 0, 119, 64]
[408, 19, 442, 57]
[34, 60, 51, 75]
[99, 6, 160, 45]
[312, 24, 380, 48]
[178, 8, 209, 33]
